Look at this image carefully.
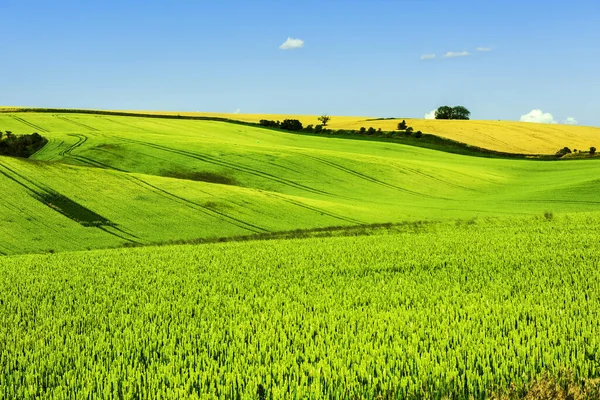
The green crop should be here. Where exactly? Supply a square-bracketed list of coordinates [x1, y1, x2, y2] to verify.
[1, 112, 600, 255]
[1, 213, 599, 398]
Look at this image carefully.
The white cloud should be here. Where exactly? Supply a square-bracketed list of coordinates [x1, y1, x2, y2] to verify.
[279, 37, 304, 50]
[424, 109, 436, 119]
[520, 109, 557, 124]
[420, 54, 436, 60]
[443, 51, 471, 58]
[563, 117, 578, 125]
[234, 108, 241, 114]
[476, 47, 492, 52]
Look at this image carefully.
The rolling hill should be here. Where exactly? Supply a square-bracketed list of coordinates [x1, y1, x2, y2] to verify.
[119, 110, 600, 154]
[1, 111, 600, 255]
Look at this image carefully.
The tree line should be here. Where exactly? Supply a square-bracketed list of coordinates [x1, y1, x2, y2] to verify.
[259, 118, 424, 138]
[0, 131, 48, 158]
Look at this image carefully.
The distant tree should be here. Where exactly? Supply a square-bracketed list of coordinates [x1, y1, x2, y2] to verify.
[259, 119, 280, 128]
[367, 127, 377, 135]
[451, 106, 471, 120]
[397, 120, 408, 130]
[314, 124, 323, 133]
[359, 127, 366, 134]
[406, 127, 414, 132]
[280, 119, 303, 131]
[435, 106, 454, 120]
[555, 147, 572, 157]
[304, 124, 314, 133]
[318, 115, 331, 126]
[591, 146, 597, 155]
[434, 106, 471, 120]
[415, 130, 423, 138]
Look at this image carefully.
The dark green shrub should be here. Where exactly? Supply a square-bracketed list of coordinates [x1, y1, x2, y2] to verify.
[259, 119, 279, 128]
[314, 125, 323, 133]
[280, 119, 303, 131]
[555, 147, 572, 157]
[591, 147, 597, 155]
[415, 130, 423, 138]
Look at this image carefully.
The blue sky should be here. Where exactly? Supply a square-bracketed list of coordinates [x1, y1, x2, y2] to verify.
[1, 0, 599, 125]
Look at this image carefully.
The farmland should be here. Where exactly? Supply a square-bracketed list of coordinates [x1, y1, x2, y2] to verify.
[2, 214, 600, 398]
[95, 109, 600, 155]
[1, 112, 600, 255]
[3, 107, 599, 154]
[1, 110, 600, 398]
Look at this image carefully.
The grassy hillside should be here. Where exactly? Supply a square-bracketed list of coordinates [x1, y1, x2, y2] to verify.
[2, 214, 600, 398]
[118, 110, 600, 155]
[3, 107, 600, 154]
[1, 112, 600, 255]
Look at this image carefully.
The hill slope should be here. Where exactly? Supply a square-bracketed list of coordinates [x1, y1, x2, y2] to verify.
[109, 110, 600, 155]
[1, 112, 600, 255]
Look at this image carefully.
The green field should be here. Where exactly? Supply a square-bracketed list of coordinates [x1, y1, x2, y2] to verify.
[2, 214, 600, 398]
[1, 112, 600, 255]
[2, 112, 600, 398]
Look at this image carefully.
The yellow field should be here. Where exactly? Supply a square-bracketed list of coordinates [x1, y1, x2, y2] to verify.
[119, 111, 600, 155]
[2, 107, 599, 154]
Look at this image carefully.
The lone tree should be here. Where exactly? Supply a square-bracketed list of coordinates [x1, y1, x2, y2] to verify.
[434, 106, 454, 120]
[451, 106, 471, 120]
[397, 120, 408, 130]
[318, 115, 331, 126]
[434, 106, 471, 120]
[591, 147, 597, 155]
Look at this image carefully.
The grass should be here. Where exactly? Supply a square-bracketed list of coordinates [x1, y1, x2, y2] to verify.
[2, 213, 600, 398]
[1, 111, 600, 255]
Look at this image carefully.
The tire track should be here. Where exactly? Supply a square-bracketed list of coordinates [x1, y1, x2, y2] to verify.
[10, 115, 49, 133]
[397, 165, 479, 192]
[100, 116, 156, 133]
[59, 134, 88, 157]
[114, 136, 338, 198]
[54, 115, 100, 131]
[124, 175, 268, 234]
[304, 154, 448, 200]
[0, 161, 139, 242]
[264, 192, 363, 225]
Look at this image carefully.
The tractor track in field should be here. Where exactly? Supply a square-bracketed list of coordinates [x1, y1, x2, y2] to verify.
[59, 134, 88, 157]
[304, 154, 448, 200]
[113, 136, 338, 198]
[100, 116, 157, 133]
[396, 165, 479, 192]
[265, 192, 363, 225]
[54, 115, 100, 131]
[10, 115, 49, 133]
[0, 164, 88, 237]
[124, 175, 267, 234]
[0, 161, 139, 242]
[0, 173, 66, 235]
[55, 134, 125, 171]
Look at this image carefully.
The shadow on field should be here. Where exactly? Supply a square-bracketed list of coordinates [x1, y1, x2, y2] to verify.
[162, 169, 239, 185]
